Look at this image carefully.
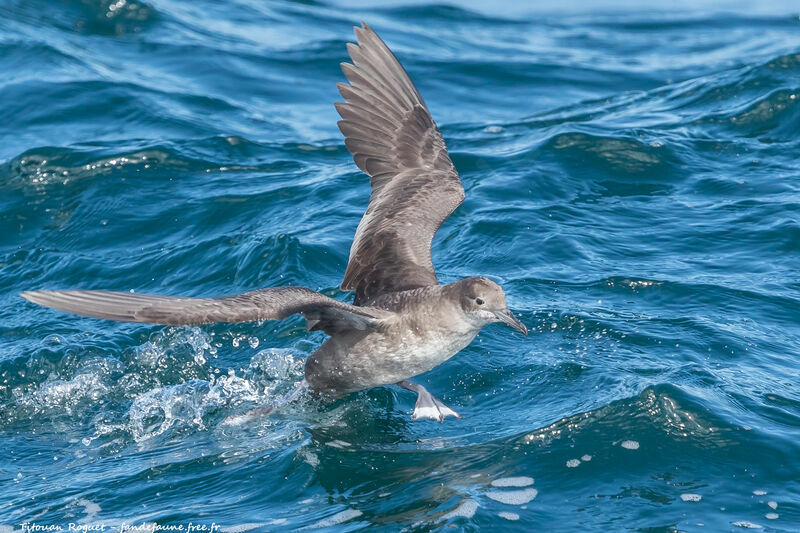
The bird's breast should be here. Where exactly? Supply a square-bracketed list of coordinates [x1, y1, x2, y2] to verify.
[305, 305, 480, 393]
[359, 324, 478, 383]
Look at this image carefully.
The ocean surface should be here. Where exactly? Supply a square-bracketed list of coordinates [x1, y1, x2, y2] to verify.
[1, 0, 799, 530]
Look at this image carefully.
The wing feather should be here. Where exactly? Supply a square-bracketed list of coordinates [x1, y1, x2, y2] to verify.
[21, 287, 389, 334]
[336, 23, 464, 304]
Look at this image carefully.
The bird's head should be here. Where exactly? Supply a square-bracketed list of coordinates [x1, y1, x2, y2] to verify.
[456, 277, 527, 335]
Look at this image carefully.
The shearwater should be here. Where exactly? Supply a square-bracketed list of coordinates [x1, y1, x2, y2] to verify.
[21, 23, 527, 422]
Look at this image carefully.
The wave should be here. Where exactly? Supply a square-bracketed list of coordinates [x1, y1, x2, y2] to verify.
[513, 50, 800, 137]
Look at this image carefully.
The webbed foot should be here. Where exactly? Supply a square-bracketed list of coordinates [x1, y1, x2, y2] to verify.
[412, 394, 461, 422]
[398, 380, 461, 422]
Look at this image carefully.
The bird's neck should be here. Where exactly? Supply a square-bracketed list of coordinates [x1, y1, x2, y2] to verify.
[426, 284, 482, 335]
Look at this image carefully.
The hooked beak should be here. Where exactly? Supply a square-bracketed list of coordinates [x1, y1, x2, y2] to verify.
[493, 308, 528, 336]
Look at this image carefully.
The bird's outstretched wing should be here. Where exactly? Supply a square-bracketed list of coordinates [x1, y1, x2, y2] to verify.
[21, 287, 389, 334]
[336, 23, 464, 304]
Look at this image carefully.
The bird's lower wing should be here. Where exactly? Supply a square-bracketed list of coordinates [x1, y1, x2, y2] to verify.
[21, 287, 389, 334]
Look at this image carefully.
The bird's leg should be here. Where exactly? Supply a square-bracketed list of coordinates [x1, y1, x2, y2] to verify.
[397, 380, 461, 422]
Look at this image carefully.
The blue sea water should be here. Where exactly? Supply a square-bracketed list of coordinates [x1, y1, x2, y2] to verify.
[1, 0, 800, 530]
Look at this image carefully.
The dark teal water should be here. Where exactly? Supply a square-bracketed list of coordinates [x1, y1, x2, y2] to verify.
[2, 0, 800, 530]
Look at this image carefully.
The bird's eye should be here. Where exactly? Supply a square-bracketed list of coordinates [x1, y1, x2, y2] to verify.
[475, 298, 484, 305]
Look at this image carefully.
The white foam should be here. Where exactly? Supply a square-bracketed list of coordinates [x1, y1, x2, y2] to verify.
[581, 455, 592, 462]
[486, 488, 538, 505]
[733, 521, 763, 529]
[765, 513, 778, 520]
[70, 498, 100, 522]
[442, 500, 478, 520]
[307, 509, 362, 529]
[37, 373, 110, 409]
[127, 381, 211, 441]
[491, 476, 534, 488]
[680, 494, 702, 502]
[498, 512, 519, 521]
[752, 490, 767, 496]
[620, 440, 640, 450]
[566, 459, 580, 468]
[123, 340, 292, 441]
[767, 501, 777, 510]
[247, 348, 303, 380]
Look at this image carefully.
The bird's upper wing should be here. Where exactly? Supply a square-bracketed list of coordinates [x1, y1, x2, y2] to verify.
[336, 23, 464, 304]
[21, 287, 390, 334]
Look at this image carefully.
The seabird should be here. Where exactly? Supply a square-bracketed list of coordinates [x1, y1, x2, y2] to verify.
[20, 23, 527, 422]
